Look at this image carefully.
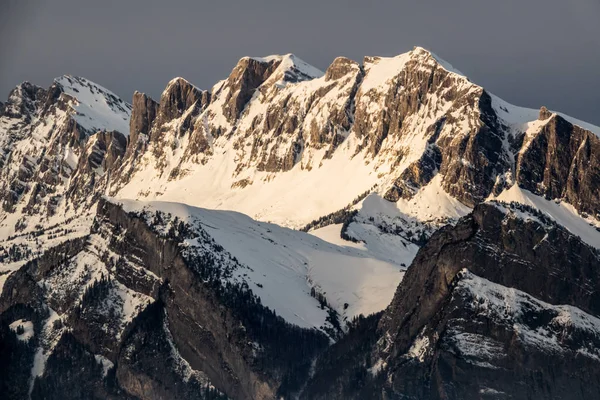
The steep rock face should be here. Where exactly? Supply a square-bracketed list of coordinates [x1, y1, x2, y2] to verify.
[65, 130, 128, 206]
[129, 91, 158, 147]
[0, 81, 78, 214]
[0, 76, 132, 231]
[352, 48, 510, 209]
[437, 91, 509, 206]
[121, 78, 211, 179]
[516, 113, 600, 218]
[354, 50, 460, 156]
[156, 78, 208, 127]
[219, 57, 283, 124]
[152, 77, 210, 150]
[1, 82, 47, 122]
[97, 199, 272, 400]
[380, 203, 600, 352]
[302, 203, 600, 400]
[242, 57, 362, 172]
[0, 198, 329, 400]
[381, 270, 600, 400]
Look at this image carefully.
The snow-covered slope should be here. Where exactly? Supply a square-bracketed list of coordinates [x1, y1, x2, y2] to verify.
[490, 185, 600, 249]
[54, 75, 132, 136]
[0, 75, 131, 243]
[110, 46, 599, 237]
[115, 198, 414, 329]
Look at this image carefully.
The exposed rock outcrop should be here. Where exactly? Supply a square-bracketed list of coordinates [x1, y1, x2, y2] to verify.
[516, 113, 600, 218]
[129, 91, 158, 144]
[0, 198, 328, 399]
[302, 203, 600, 399]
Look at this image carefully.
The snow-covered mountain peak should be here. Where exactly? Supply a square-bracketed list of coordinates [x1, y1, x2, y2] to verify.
[162, 77, 202, 95]
[1, 81, 46, 121]
[359, 46, 469, 94]
[53, 75, 132, 136]
[7, 81, 43, 101]
[3, 46, 600, 399]
[248, 53, 324, 80]
[237, 53, 324, 88]
[411, 46, 467, 77]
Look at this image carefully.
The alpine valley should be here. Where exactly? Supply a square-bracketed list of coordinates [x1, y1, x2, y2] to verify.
[1, 46, 600, 400]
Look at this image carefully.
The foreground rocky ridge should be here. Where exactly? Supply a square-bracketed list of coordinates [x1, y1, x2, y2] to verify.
[1, 197, 330, 399]
[302, 202, 600, 399]
[3, 199, 600, 399]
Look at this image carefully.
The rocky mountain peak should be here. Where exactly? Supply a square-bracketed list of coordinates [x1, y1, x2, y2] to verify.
[219, 56, 288, 123]
[221, 59, 270, 121]
[242, 54, 323, 82]
[2, 81, 47, 120]
[157, 77, 208, 126]
[52, 75, 132, 136]
[515, 111, 600, 217]
[324, 57, 362, 81]
[129, 91, 159, 144]
[539, 105, 553, 120]
[260, 53, 324, 84]
[216, 54, 324, 125]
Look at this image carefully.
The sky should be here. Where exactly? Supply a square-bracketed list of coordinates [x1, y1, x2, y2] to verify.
[2, 0, 599, 125]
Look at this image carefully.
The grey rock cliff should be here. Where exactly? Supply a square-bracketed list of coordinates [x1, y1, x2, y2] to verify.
[302, 203, 600, 399]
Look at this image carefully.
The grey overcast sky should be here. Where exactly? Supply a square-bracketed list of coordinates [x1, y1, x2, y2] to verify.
[1, 0, 599, 124]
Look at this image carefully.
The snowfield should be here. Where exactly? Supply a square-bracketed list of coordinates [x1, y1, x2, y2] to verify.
[55, 75, 132, 136]
[114, 198, 414, 330]
[9, 319, 34, 341]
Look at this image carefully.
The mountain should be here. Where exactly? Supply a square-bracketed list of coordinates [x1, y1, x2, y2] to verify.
[302, 201, 600, 399]
[0, 46, 599, 399]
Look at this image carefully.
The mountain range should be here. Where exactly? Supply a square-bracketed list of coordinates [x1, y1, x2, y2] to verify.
[1, 46, 599, 399]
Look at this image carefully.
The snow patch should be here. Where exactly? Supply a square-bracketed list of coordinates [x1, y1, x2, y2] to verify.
[407, 332, 430, 362]
[9, 319, 34, 341]
[94, 354, 114, 377]
[397, 174, 472, 222]
[360, 53, 411, 93]
[114, 197, 407, 330]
